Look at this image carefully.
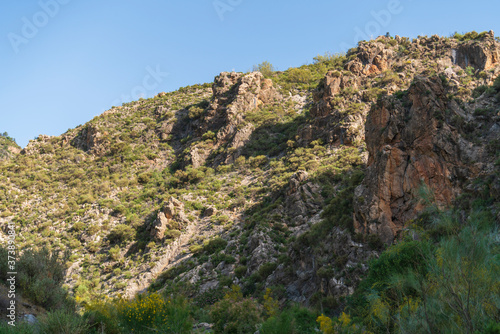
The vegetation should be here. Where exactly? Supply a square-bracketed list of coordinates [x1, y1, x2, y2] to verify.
[253, 61, 275, 77]
[0, 132, 19, 159]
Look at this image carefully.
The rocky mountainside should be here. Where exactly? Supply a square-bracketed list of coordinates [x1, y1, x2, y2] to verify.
[0, 133, 20, 161]
[0, 31, 499, 318]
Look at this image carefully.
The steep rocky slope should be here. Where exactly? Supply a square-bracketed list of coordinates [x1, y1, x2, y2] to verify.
[0, 31, 499, 313]
[0, 133, 20, 161]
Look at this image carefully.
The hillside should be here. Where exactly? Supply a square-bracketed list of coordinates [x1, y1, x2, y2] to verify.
[0, 31, 499, 333]
[0, 133, 20, 161]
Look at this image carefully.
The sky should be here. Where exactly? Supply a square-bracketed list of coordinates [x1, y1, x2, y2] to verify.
[1, 0, 499, 148]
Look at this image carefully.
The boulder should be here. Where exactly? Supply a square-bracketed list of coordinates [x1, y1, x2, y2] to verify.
[150, 197, 187, 241]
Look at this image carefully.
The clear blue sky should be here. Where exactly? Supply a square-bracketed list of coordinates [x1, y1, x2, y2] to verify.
[1, 0, 499, 148]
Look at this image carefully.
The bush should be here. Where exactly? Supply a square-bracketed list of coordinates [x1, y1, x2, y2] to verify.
[117, 294, 192, 334]
[84, 301, 121, 334]
[258, 262, 278, 280]
[253, 61, 275, 77]
[86, 294, 192, 334]
[235, 265, 247, 278]
[261, 305, 317, 334]
[188, 106, 205, 119]
[8, 247, 73, 311]
[108, 245, 121, 261]
[38, 310, 89, 334]
[347, 206, 500, 333]
[287, 67, 313, 84]
[107, 224, 135, 244]
[202, 237, 227, 254]
[0, 322, 35, 333]
[210, 286, 262, 334]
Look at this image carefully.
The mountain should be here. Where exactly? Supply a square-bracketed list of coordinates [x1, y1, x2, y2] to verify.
[0, 31, 499, 333]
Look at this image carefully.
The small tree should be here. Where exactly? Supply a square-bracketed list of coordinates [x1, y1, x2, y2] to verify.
[253, 61, 275, 77]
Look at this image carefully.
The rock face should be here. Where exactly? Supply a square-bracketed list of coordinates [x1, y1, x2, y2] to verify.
[149, 197, 189, 241]
[189, 71, 282, 166]
[456, 33, 500, 71]
[0, 136, 20, 160]
[351, 33, 500, 244]
[311, 71, 361, 118]
[211, 71, 281, 114]
[285, 171, 322, 225]
[71, 125, 108, 156]
[301, 70, 368, 147]
[353, 74, 495, 243]
[344, 37, 395, 76]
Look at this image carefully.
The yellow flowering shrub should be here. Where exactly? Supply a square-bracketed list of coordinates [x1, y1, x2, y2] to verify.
[85, 293, 192, 334]
[317, 314, 334, 334]
[263, 288, 279, 318]
[120, 293, 166, 330]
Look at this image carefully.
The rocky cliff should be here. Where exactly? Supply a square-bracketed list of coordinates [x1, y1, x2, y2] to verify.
[0, 134, 20, 160]
[353, 34, 500, 243]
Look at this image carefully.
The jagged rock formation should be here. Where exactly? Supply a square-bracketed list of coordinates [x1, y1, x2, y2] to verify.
[354, 76, 462, 243]
[188, 71, 282, 167]
[345, 39, 396, 75]
[456, 31, 499, 70]
[149, 197, 189, 241]
[304, 70, 367, 146]
[353, 35, 500, 243]
[70, 124, 109, 156]
[0, 135, 20, 160]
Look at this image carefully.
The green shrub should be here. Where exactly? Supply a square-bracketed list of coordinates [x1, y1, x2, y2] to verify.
[38, 310, 88, 334]
[203, 237, 228, 254]
[188, 106, 205, 119]
[261, 305, 317, 334]
[287, 67, 313, 83]
[212, 253, 236, 266]
[108, 245, 121, 261]
[7, 247, 74, 311]
[473, 84, 489, 98]
[84, 301, 121, 334]
[210, 286, 262, 334]
[189, 244, 203, 254]
[253, 61, 275, 77]
[165, 229, 182, 239]
[0, 322, 35, 333]
[493, 75, 500, 91]
[202, 130, 216, 140]
[137, 171, 152, 184]
[107, 224, 135, 244]
[347, 206, 499, 333]
[258, 262, 278, 280]
[235, 265, 247, 278]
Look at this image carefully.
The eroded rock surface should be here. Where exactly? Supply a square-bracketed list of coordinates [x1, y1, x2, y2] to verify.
[354, 73, 499, 243]
[149, 197, 189, 241]
[189, 71, 282, 166]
